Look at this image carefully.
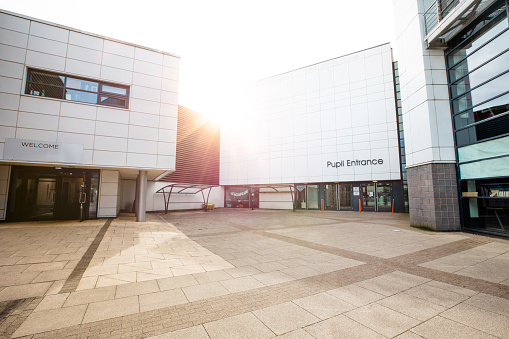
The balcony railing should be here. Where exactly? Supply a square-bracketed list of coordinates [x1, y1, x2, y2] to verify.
[424, 0, 461, 34]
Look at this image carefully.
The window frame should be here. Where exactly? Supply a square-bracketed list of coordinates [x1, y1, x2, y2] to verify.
[25, 68, 130, 109]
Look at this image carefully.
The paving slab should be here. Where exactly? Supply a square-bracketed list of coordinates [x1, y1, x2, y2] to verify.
[204, 312, 275, 338]
[410, 315, 497, 339]
[139, 288, 188, 312]
[292, 292, 355, 320]
[1, 210, 509, 339]
[253, 302, 319, 335]
[344, 303, 421, 338]
[82, 295, 140, 323]
[303, 314, 386, 339]
[12, 305, 87, 337]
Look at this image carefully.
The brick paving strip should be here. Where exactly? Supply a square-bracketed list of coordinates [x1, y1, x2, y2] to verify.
[0, 298, 42, 338]
[16, 217, 509, 338]
[26, 264, 393, 339]
[0, 219, 113, 338]
[59, 219, 113, 294]
[261, 231, 509, 299]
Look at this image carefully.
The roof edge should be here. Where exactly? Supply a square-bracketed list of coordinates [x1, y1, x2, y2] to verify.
[0, 8, 180, 58]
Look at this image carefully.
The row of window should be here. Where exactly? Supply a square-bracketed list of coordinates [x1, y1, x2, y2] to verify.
[25, 69, 130, 109]
[446, 0, 509, 148]
[451, 1, 509, 235]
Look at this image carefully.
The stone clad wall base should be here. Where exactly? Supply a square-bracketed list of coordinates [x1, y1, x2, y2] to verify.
[407, 163, 460, 231]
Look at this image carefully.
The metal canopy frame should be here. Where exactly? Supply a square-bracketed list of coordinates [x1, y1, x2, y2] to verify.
[156, 184, 218, 214]
[242, 184, 296, 211]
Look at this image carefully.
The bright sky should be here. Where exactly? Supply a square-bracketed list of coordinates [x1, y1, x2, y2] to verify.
[0, 0, 396, 119]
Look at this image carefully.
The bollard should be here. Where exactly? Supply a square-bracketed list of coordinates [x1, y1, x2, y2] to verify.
[321, 199, 324, 211]
[359, 199, 361, 212]
[392, 199, 394, 213]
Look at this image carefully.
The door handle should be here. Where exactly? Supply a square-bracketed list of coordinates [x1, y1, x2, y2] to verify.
[79, 193, 86, 204]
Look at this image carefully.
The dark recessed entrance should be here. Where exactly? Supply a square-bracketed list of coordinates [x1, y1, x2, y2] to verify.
[6, 166, 99, 221]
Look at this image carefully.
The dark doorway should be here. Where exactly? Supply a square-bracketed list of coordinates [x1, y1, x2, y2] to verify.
[7, 166, 100, 221]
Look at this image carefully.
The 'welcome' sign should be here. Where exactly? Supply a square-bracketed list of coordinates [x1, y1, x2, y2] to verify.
[3, 138, 84, 164]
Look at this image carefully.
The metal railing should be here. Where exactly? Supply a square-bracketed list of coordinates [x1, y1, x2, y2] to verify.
[424, 0, 461, 34]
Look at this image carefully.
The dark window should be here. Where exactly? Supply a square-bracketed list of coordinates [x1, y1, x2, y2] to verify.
[25, 68, 129, 109]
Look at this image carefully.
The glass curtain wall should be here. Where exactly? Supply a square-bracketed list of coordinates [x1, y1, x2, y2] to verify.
[446, 0, 509, 235]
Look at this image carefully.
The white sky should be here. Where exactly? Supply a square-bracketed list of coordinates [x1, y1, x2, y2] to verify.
[0, 0, 396, 118]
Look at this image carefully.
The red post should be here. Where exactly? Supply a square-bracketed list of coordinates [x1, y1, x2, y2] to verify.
[359, 199, 361, 213]
[392, 199, 395, 213]
[321, 199, 324, 211]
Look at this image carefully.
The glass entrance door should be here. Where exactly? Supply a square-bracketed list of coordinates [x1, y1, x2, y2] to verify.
[55, 174, 84, 220]
[7, 166, 100, 221]
[361, 182, 392, 211]
[377, 182, 392, 212]
[339, 184, 352, 210]
[325, 184, 338, 210]
[362, 184, 377, 211]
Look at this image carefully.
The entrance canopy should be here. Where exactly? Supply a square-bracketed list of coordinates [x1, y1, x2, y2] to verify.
[156, 184, 218, 213]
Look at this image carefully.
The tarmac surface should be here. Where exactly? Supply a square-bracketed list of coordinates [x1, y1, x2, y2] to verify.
[0, 209, 508, 338]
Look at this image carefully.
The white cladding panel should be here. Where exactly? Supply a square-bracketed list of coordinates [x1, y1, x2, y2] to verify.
[220, 44, 401, 185]
[0, 10, 179, 172]
[392, 0, 456, 167]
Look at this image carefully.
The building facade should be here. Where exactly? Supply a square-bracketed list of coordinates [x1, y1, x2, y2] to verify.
[0, 10, 180, 221]
[393, 0, 509, 235]
[220, 44, 408, 213]
[1, 2, 507, 238]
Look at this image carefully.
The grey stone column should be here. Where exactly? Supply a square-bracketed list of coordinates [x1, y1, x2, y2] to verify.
[135, 170, 148, 222]
[407, 163, 460, 231]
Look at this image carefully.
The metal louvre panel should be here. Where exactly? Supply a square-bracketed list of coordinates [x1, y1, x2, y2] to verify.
[161, 106, 220, 185]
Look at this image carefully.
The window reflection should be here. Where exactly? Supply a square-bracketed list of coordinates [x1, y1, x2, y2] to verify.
[455, 114, 509, 146]
[451, 52, 509, 98]
[25, 69, 129, 109]
[65, 90, 98, 104]
[102, 85, 127, 95]
[448, 16, 508, 67]
[66, 78, 99, 92]
[449, 31, 509, 82]
[454, 99, 509, 129]
[452, 72, 509, 113]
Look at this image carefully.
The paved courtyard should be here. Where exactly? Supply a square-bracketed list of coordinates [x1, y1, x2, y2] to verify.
[0, 209, 509, 338]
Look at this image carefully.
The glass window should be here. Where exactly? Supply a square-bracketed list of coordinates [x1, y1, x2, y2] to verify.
[225, 187, 250, 208]
[453, 4, 507, 45]
[66, 78, 99, 92]
[452, 72, 509, 113]
[99, 96, 128, 108]
[450, 50, 509, 98]
[102, 84, 127, 95]
[458, 135, 509, 163]
[26, 69, 129, 109]
[453, 99, 509, 129]
[461, 179, 509, 235]
[307, 185, 319, 209]
[449, 32, 509, 83]
[455, 114, 509, 146]
[460, 155, 509, 179]
[295, 185, 307, 209]
[26, 70, 65, 99]
[65, 89, 98, 104]
[448, 17, 508, 67]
